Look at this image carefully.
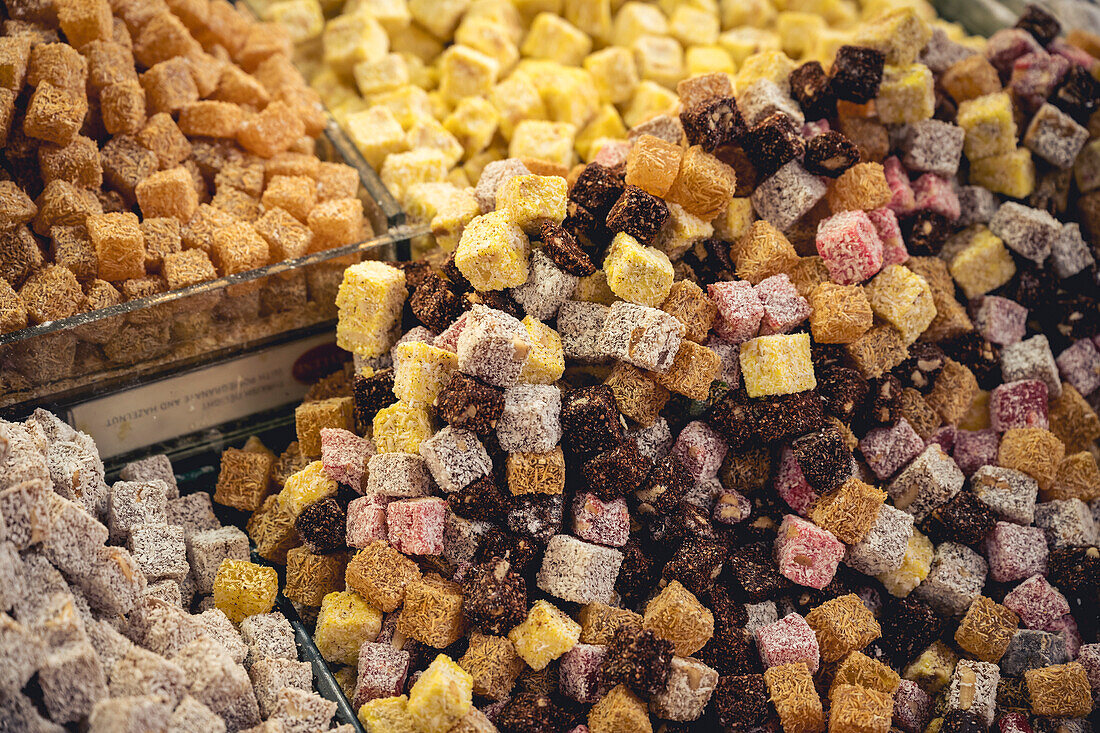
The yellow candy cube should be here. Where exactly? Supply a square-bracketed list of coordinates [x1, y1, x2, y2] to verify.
[948, 228, 1017, 299]
[584, 47, 640, 104]
[315, 590, 384, 666]
[669, 5, 720, 47]
[393, 342, 459, 407]
[576, 104, 627, 161]
[574, 270, 619, 305]
[358, 696, 418, 733]
[335, 261, 406, 358]
[444, 97, 500, 158]
[431, 189, 481, 253]
[373, 401, 433, 454]
[856, 7, 932, 65]
[405, 120, 464, 168]
[404, 183, 461, 226]
[491, 74, 547, 140]
[454, 210, 531, 291]
[969, 148, 1036, 199]
[508, 120, 577, 167]
[878, 529, 934, 597]
[509, 600, 581, 670]
[439, 45, 500, 105]
[408, 0, 468, 40]
[623, 80, 679, 128]
[354, 0, 411, 34]
[212, 559, 278, 624]
[380, 150, 449, 204]
[520, 316, 565, 384]
[863, 265, 937, 344]
[876, 64, 935, 125]
[345, 107, 408, 171]
[265, 0, 324, 44]
[455, 17, 521, 71]
[407, 654, 474, 733]
[734, 49, 796, 95]
[633, 34, 685, 89]
[740, 333, 816, 398]
[685, 45, 736, 76]
[541, 67, 601, 130]
[957, 92, 1018, 161]
[713, 198, 755, 243]
[370, 86, 433, 130]
[903, 641, 959, 695]
[719, 0, 777, 31]
[719, 27, 781, 67]
[565, 0, 612, 43]
[352, 54, 409, 97]
[497, 174, 568, 233]
[603, 232, 675, 308]
[613, 2, 668, 47]
[776, 11, 826, 58]
[805, 27, 851, 66]
[322, 12, 388, 76]
[280, 460, 338, 517]
[389, 19, 443, 61]
[522, 12, 592, 66]
[654, 202, 714, 261]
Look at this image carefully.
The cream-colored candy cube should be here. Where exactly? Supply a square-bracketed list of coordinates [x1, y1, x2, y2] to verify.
[521, 316, 565, 384]
[444, 97, 500, 158]
[734, 48, 796, 95]
[406, 120, 464, 168]
[776, 11, 827, 58]
[669, 5, 720, 47]
[373, 401, 433, 454]
[805, 27, 852, 66]
[876, 63, 935, 125]
[454, 210, 531, 291]
[863, 265, 936, 344]
[455, 16, 520, 72]
[497, 174, 568, 233]
[604, 231, 676, 307]
[347, 0, 411, 34]
[623, 81, 679, 128]
[948, 227, 1016, 299]
[522, 12, 593, 66]
[491, 73, 548, 140]
[718, 27, 781, 67]
[509, 120, 577, 167]
[431, 188, 481, 252]
[388, 19, 443, 62]
[613, 2, 669, 47]
[576, 104, 627, 161]
[346, 106, 408, 169]
[353, 54, 410, 97]
[464, 0, 524, 43]
[513, 0, 565, 21]
[408, 0, 470, 40]
[404, 182, 461, 224]
[877, 529, 934, 597]
[381, 149, 449, 204]
[686, 45, 736, 76]
[565, 0, 612, 43]
[264, 0, 325, 44]
[508, 600, 581, 670]
[740, 333, 817, 398]
[439, 45, 500, 104]
[719, 0, 777, 30]
[393, 341, 460, 407]
[369, 86, 433, 129]
[583, 46, 640, 105]
[322, 12, 388, 75]
[633, 35, 685, 89]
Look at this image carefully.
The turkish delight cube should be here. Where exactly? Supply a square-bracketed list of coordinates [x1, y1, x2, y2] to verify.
[775, 514, 845, 589]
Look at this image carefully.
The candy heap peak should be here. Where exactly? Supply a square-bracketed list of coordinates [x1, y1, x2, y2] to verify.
[222, 5, 1100, 733]
[0, 409, 351, 731]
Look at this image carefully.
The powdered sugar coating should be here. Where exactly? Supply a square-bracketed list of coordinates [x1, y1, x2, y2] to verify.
[386, 497, 446, 555]
[754, 612, 820, 672]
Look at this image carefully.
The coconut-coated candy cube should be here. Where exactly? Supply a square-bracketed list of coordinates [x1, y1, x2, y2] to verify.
[816, 210, 885, 285]
[387, 497, 446, 555]
[972, 296, 1027, 347]
[775, 446, 818, 516]
[457, 304, 531, 389]
[989, 202, 1061, 264]
[597, 301, 684, 373]
[775, 514, 845, 590]
[509, 599, 581, 671]
[1000, 629, 1069, 677]
[1050, 223, 1095, 279]
[319, 428, 373, 494]
[1024, 103, 1089, 169]
[990, 380, 1049, 431]
[419, 426, 491, 493]
[846, 503, 915, 576]
[902, 119, 965, 178]
[572, 493, 629, 548]
[861, 419, 925, 480]
[953, 428, 998, 477]
[510, 249, 578, 322]
[1056, 339, 1100, 397]
[346, 495, 387, 549]
[355, 642, 411, 708]
[366, 453, 431, 498]
[454, 211, 530, 292]
[751, 160, 827, 232]
[558, 301, 610, 363]
[108, 479, 169, 543]
[497, 384, 562, 453]
[406, 654, 473, 733]
[755, 274, 810, 335]
[1035, 498, 1097, 549]
[740, 333, 816, 398]
[971, 465, 1039, 524]
[335, 261, 406, 359]
[755, 612, 820, 673]
[946, 659, 999, 726]
[603, 232, 675, 308]
[671, 421, 727, 483]
[912, 541, 987, 616]
[888, 444, 964, 522]
[537, 534, 623, 605]
[1002, 335, 1062, 399]
[708, 280, 764, 344]
[985, 522, 1048, 582]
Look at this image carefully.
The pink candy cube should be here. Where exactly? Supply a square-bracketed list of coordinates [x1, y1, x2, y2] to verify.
[572, 493, 629, 547]
[983, 522, 1048, 582]
[803, 120, 830, 138]
[998, 712, 1034, 733]
[952, 429, 1000, 476]
[346, 494, 388, 548]
[592, 140, 631, 168]
[860, 418, 926, 480]
[433, 312, 469, 353]
[884, 156, 916, 215]
[1056, 338, 1100, 397]
[990, 379, 1049, 431]
[671, 421, 728, 481]
[775, 514, 845, 589]
[320, 428, 374, 493]
[754, 612, 820, 672]
[868, 208, 908, 267]
[558, 643, 607, 703]
[928, 425, 956, 453]
[1044, 613, 1083, 657]
[775, 447, 818, 516]
[386, 497, 446, 555]
[972, 296, 1027, 347]
[893, 680, 932, 733]
[912, 173, 960, 221]
[816, 210, 884, 285]
[708, 281, 764, 343]
[1003, 574, 1071, 630]
[355, 642, 411, 708]
[755, 274, 811, 335]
